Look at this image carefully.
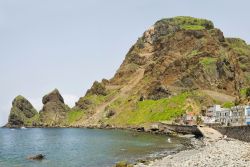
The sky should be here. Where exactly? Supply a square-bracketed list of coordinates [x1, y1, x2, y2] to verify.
[0, 0, 250, 126]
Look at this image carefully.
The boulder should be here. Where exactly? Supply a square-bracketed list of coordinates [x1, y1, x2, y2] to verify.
[106, 109, 116, 118]
[27, 154, 45, 160]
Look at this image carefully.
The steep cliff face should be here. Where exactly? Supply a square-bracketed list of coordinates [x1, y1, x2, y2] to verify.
[5, 96, 39, 127]
[73, 16, 249, 127]
[39, 89, 70, 126]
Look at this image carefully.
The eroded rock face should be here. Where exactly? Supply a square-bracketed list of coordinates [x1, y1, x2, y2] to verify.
[39, 89, 70, 126]
[6, 96, 38, 127]
[86, 81, 107, 96]
[42, 89, 64, 104]
[147, 84, 172, 100]
[75, 98, 92, 110]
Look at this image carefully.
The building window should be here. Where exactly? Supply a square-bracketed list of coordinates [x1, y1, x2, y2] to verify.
[247, 108, 250, 116]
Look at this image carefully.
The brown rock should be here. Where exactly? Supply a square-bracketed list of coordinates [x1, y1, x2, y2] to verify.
[39, 89, 70, 126]
[27, 154, 45, 161]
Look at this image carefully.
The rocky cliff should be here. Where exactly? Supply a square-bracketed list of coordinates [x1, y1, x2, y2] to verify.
[39, 89, 70, 126]
[73, 16, 250, 127]
[5, 96, 39, 127]
[5, 16, 250, 128]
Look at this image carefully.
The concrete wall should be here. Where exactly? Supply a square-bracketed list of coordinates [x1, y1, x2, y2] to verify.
[213, 126, 250, 142]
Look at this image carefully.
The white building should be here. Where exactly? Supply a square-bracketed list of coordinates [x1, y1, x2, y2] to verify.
[230, 106, 250, 125]
[204, 105, 250, 126]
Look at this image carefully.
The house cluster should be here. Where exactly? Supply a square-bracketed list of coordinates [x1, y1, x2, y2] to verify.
[204, 105, 250, 126]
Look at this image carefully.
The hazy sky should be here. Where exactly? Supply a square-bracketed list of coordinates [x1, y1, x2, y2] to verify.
[0, 0, 249, 126]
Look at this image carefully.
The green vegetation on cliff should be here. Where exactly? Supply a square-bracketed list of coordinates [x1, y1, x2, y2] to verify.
[156, 16, 214, 30]
[246, 88, 250, 98]
[67, 110, 85, 124]
[124, 92, 189, 125]
[200, 57, 217, 74]
[6, 95, 39, 127]
[106, 91, 207, 126]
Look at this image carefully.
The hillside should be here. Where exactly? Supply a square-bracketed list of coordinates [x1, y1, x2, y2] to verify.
[5, 16, 250, 128]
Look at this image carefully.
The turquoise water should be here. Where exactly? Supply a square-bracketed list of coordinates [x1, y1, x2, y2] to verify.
[0, 128, 189, 167]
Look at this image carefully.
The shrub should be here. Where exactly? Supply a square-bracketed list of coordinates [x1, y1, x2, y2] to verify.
[246, 88, 250, 97]
[114, 161, 133, 167]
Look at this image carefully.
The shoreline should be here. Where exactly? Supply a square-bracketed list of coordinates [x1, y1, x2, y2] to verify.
[131, 136, 203, 165]
[2, 125, 198, 139]
[2, 123, 203, 137]
[135, 138, 250, 167]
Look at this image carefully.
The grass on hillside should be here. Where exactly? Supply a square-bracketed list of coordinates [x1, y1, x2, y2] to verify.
[156, 16, 214, 30]
[200, 57, 217, 66]
[199, 57, 217, 75]
[79, 89, 119, 108]
[181, 25, 205, 30]
[187, 50, 203, 58]
[67, 110, 85, 124]
[25, 114, 40, 126]
[108, 92, 191, 125]
[222, 102, 234, 108]
[226, 38, 250, 55]
[246, 73, 250, 83]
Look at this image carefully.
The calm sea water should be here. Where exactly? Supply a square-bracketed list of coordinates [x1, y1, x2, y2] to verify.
[0, 128, 189, 167]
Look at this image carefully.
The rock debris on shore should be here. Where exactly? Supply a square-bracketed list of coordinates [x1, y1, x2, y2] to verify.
[136, 139, 250, 167]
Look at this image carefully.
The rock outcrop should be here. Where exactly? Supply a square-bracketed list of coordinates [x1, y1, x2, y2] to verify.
[27, 154, 45, 161]
[73, 16, 250, 127]
[39, 89, 70, 126]
[147, 82, 172, 100]
[5, 95, 38, 128]
[86, 81, 107, 96]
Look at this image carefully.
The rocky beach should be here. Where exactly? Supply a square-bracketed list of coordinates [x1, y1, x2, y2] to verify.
[136, 138, 250, 167]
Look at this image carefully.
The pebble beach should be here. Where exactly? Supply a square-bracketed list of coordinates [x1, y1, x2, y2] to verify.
[136, 138, 250, 167]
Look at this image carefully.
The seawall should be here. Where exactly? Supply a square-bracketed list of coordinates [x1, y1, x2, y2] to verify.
[213, 126, 250, 142]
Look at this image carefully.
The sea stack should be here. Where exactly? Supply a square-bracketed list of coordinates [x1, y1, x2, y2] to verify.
[39, 89, 70, 126]
[5, 95, 38, 128]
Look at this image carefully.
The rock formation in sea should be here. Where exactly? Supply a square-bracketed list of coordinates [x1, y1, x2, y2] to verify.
[5, 95, 39, 128]
[39, 89, 70, 126]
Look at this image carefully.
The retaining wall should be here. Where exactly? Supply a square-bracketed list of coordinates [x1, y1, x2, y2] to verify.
[213, 126, 250, 142]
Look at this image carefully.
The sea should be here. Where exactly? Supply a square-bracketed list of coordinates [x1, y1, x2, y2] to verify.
[0, 128, 190, 167]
